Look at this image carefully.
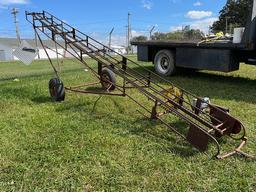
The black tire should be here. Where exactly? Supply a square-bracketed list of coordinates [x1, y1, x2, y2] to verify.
[101, 68, 116, 91]
[154, 50, 176, 76]
[49, 78, 65, 102]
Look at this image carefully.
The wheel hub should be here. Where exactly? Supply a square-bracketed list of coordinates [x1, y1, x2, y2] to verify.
[159, 56, 170, 72]
[101, 74, 111, 89]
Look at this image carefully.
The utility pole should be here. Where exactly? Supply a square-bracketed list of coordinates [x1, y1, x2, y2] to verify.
[149, 26, 156, 40]
[225, 16, 230, 35]
[229, 23, 233, 34]
[108, 27, 114, 48]
[127, 12, 131, 54]
[11, 8, 21, 44]
[125, 25, 128, 54]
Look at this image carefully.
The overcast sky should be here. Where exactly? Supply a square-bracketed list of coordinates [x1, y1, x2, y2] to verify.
[0, 0, 226, 45]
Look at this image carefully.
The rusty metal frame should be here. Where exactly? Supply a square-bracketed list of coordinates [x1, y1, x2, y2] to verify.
[25, 11, 255, 160]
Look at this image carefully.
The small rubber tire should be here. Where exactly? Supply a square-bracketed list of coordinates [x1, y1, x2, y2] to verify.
[49, 78, 65, 102]
[154, 50, 176, 76]
[101, 68, 116, 91]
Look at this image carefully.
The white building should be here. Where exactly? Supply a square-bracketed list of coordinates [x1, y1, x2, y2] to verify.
[0, 38, 75, 62]
[0, 37, 130, 62]
[110, 45, 126, 55]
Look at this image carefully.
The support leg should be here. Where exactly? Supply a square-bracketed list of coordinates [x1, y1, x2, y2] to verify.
[98, 61, 103, 75]
[151, 100, 158, 120]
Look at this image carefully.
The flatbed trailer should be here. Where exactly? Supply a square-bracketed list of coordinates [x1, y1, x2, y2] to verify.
[132, 0, 256, 76]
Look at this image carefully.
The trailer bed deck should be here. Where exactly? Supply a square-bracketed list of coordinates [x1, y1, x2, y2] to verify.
[132, 40, 247, 50]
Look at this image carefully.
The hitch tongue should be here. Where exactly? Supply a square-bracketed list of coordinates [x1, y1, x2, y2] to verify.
[217, 137, 256, 160]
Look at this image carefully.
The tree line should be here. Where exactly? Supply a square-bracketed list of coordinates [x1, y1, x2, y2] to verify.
[132, 0, 251, 42]
[211, 0, 251, 32]
[132, 29, 203, 42]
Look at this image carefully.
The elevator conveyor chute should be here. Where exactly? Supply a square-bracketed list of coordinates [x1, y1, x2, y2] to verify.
[25, 11, 255, 160]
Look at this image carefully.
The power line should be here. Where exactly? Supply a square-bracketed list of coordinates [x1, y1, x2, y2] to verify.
[68, 18, 126, 27]
[132, 19, 172, 25]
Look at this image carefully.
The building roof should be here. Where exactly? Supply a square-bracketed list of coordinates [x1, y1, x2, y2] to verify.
[0, 37, 64, 48]
[111, 45, 125, 49]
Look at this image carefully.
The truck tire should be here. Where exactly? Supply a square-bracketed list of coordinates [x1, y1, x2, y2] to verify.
[154, 50, 176, 76]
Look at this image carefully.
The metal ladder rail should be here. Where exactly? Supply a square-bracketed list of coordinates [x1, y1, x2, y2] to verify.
[29, 12, 226, 135]
[36, 16, 228, 136]
[40, 15, 221, 127]
[35, 12, 222, 122]
[39, 11, 209, 97]
[31, 12, 248, 141]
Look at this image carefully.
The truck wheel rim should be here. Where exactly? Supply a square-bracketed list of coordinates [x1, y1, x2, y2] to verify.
[159, 56, 170, 73]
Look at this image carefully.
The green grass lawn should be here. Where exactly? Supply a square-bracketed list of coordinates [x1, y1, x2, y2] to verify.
[0, 57, 256, 191]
